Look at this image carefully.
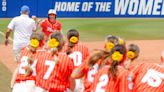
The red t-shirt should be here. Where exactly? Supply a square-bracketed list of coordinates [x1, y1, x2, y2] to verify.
[41, 19, 61, 37]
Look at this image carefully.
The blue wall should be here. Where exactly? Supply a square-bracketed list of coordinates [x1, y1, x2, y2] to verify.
[0, 0, 54, 18]
[1, 0, 164, 18]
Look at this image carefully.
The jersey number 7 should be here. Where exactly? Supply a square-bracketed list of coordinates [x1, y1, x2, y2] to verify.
[43, 60, 56, 79]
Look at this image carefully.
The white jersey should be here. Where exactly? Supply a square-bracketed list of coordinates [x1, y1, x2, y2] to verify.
[8, 14, 36, 50]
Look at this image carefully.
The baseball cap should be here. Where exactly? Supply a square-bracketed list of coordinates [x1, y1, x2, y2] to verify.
[48, 9, 57, 15]
[21, 5, 30, 13]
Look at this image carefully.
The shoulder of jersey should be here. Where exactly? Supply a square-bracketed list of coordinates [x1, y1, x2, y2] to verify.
[36, 48, 46, 52]
[58, 52, 67, 56]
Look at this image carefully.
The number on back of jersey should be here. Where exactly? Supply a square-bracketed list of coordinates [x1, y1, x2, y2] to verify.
[141, 69, 164, 87]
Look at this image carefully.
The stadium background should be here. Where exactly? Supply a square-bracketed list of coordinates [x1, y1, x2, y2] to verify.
[1, 0, 164, 91]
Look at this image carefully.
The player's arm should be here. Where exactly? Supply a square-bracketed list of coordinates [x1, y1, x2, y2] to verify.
[71, 64, 87, 79]
[69, 77, 75, 91]
[5, 18, 15, 46]
[5, 28, 12, 46]
[10, 64, 19, 89]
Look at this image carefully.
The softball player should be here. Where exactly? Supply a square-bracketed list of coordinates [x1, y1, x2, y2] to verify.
[41, 9, 62, 42]
[35, 32, 75, 92]
[11, 32, 45, 92]
[71, 35, 119, 92]
[131, 62, 164, 92]
[63, 29, 89, 67]
[62, 29, 89, 92]
[91, 45, 131, 92]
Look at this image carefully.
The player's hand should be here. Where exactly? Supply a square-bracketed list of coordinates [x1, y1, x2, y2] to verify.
[4, 39, 9, 46]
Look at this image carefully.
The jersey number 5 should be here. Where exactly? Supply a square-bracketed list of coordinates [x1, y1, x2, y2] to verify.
[141, 69, 164, 87]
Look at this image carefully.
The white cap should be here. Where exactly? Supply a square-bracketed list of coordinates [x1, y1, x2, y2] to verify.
[48, 9, 57, 15]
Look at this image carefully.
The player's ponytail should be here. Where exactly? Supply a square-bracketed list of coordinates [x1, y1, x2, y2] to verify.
[87, 50, 104, 67]
[48, 32, 64, 53]
[87, 49, 111, 68]
[48, 32, 64, 64]
[66, 29, 79, 55]
[109, 45, 126, 79]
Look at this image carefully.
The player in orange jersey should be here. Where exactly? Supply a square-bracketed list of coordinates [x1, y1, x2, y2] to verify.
[64, 29, 89, 67]
[62, 29, 90, 92]
[71, 35, 119, 92]
[130, 62, 164, 92]
[91, 44, 131, 92]
[11, 32, 45, 92]
[35, 32, 75, 92]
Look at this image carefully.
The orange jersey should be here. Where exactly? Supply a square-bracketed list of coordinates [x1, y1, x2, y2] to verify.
[35, 51, 74, 91]
[41, 19, 61, 37]
[62, 43, 89, 67]
[91, 65, 131, 92]
[16, 47, 45, 82]
[131, 63, 164, 92]
[78, 60, 101, 92]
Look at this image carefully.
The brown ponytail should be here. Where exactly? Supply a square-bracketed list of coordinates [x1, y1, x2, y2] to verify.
[66, 29, 79, 55]
[50, 32, 64, 52]
[49, 32, 64, 64]
[87, 50, 111, 68]
[109, 45, 126, 79]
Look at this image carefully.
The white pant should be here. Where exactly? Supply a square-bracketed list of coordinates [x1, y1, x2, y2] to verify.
[74, 79, 84, 92]
[12, 80, 36, 92]
[13, 49, 21, 62]
[34, 86, 48, 92]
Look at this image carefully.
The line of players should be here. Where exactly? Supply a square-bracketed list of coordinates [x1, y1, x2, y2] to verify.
[11, 29, 164, 92]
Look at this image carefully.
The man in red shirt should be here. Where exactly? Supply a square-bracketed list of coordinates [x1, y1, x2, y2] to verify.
[41, 9, 62, 41]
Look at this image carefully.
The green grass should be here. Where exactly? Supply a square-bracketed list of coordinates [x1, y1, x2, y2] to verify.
[1, 18, 164, 41]
[0, 62, 12, 92]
